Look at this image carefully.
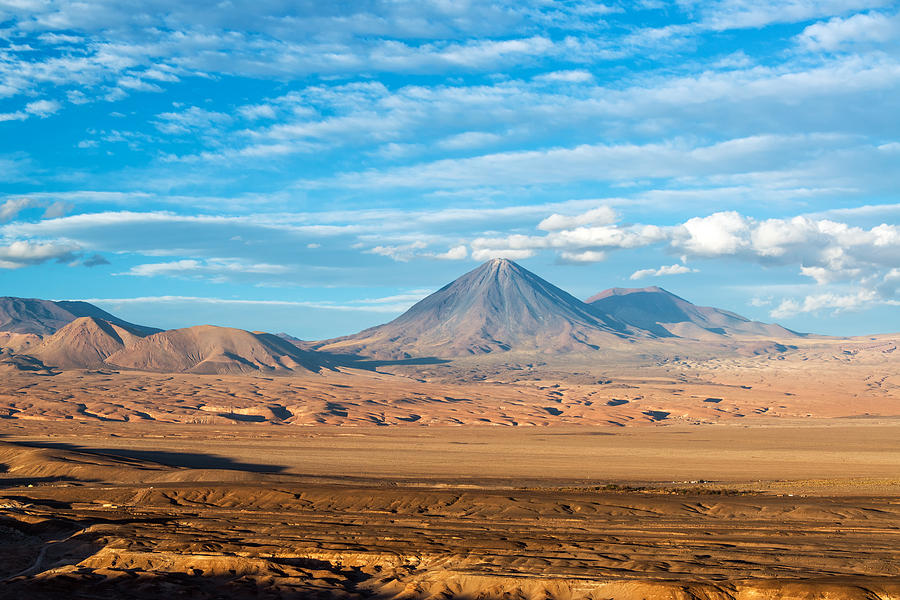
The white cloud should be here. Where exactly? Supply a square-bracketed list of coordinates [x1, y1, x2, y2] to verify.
[154, 106, 231, 135]
[42, 201, 72, 219]
[80, 294, 425, 313]
[238, 103, 277, 120]
[797, 11, 900, 51]
[630, 264, 696, 280]
[367, 240, 428, 262]
[533, 69, 594, 83]
[0, 198, 38, 222]
[770, 289, 881, 318]
[558, 250, 607, 263]
[312, 133, 885, 192]
[468, 207, 900, 315]
[694, 0, 892, 32]
[431, 244, 468, 260]
[0, 111, 27, 122]
[0, 240, 80, 268]
[538, 206, 617, 231]
[119, 257, 291, 279]
[470, 247, 536, 261]
[437, 131, 501, 150]
[676, 211, 750, 256]
[24, 99, 61, 117]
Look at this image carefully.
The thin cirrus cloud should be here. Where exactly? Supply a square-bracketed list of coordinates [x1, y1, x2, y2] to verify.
[79, 290, 434, 314]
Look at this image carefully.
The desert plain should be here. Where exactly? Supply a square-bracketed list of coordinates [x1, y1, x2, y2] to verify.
[2, 331, 900, 599]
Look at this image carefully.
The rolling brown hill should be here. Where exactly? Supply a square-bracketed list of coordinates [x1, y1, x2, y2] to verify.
[21, 319, 335, 375]
[315, 258, 646, 359]
[32, 316, 149, 369]
[587, 286, 801, 339]
[105, 325, 332, 375]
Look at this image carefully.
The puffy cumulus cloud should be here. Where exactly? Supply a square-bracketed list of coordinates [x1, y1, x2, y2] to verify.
[0, 240, 80, 268]
[472, 207, 900, 315]
[630, 264, 696, 280]
[676, 212, 750, 256]
[472, 221, 666, 260]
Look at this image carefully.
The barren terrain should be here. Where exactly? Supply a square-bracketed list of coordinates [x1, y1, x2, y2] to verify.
[1, 335, 896, 427]
[2, 420, 900, 599]
[1, 333, 898, 598]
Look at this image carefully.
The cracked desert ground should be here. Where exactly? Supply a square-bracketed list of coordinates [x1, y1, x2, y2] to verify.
[2, 336, 899, 599]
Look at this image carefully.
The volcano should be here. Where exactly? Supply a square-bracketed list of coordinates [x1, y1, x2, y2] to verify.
[315, 258, 646, 358]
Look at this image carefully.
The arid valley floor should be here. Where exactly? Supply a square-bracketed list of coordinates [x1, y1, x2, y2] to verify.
[2, 333, 899, 599]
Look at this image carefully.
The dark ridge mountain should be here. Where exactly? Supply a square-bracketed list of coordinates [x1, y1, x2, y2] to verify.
[587, 286, 801, 339]
[31, 316, 149, 369]
[105, 324, 332, 375]
[0, 296, 159, 336]
[315, 258, 646, 359]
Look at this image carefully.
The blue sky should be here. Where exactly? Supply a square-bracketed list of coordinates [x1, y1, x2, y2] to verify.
[1, 0, 898, 338]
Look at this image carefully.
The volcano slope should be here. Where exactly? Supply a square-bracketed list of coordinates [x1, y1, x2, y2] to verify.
[314, 258, 643, 358]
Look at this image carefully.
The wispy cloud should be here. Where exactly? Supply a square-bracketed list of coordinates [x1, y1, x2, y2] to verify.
[630, 264, 696, 280]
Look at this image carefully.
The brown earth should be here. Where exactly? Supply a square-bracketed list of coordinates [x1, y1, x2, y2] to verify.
[1, 334, 898, 598]
[0, 334, 896, 426]
[2, 422, 900, 599]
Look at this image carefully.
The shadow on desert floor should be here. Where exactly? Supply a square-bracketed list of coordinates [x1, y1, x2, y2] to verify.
[7, 440, 289, 474]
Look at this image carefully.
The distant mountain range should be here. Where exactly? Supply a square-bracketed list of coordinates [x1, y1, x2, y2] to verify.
[586, 286, 799, 340]
[27, 317, 332, 375]
[313, 259, 801, 359]
[0, 297, 160, 336]
[0, 259, 803, 372]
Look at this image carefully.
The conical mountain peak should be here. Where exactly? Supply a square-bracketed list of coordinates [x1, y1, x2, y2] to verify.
[316, 259, 638, 358]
